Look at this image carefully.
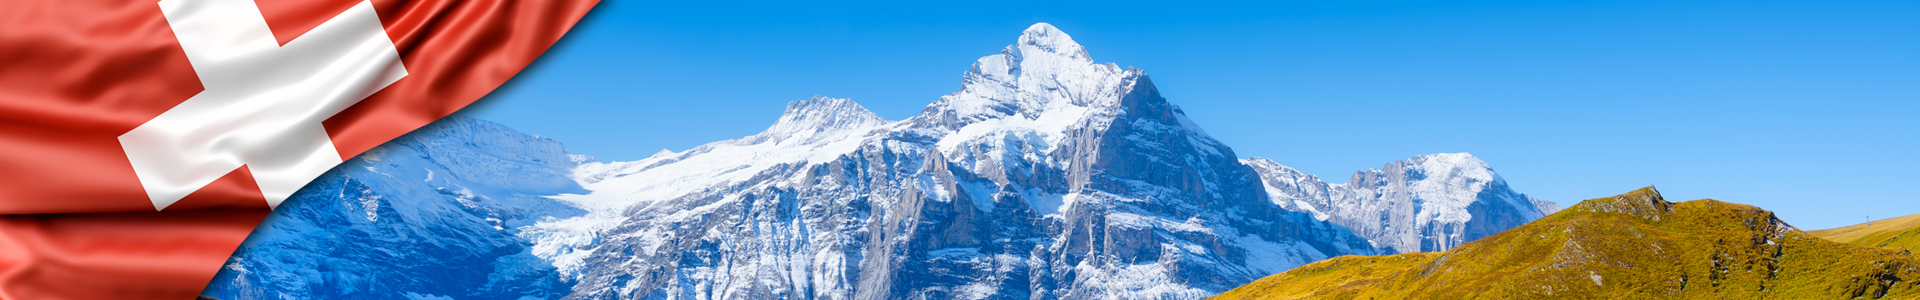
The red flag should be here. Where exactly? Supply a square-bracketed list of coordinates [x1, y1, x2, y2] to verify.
[0, 0, 596, 298]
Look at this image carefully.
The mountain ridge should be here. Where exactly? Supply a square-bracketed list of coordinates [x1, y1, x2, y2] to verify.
[1814, 213, 1920, 253]
[759, 96, 887, 143]
[533, 22, 1390, 299]
[1245, 152, 1558, 253]
[209, 23, 1559, 300]
[1211, 186, 1920, 299]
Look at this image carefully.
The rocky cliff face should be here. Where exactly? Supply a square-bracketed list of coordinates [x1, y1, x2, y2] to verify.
[1245, 153, 1560, 253]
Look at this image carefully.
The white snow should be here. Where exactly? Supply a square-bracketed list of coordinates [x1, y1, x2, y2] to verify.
[1403, 152, 1496, 224]
[519, 213, 618, 278]
[555, 97, 887, 212]
[959, 180, 999, 212]
[1021, 187, 1069, 216]
[1234, 234, 1326, 275]
[933, 23, 1131, 161]
[1244, 152, 1556, 253]
[1071, 261, 1213, 300]
[935, 103, 1090, 156]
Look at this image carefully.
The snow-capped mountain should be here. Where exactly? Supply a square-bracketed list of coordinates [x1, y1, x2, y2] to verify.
[203, 117, 590, 300]
[534, 23, 1382, 300]
[1245, 153, 1561, 253]
[206, 23, 1557, 300]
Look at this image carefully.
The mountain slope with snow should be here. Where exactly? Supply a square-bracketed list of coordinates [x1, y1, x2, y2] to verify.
[203, 117, 590, 300]
[1246, 153, 1560, 253]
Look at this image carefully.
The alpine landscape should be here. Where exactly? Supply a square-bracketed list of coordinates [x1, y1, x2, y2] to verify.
[200, 23, 1911, 300]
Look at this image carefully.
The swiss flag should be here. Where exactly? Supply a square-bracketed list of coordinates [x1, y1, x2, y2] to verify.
[0, 0, 595, 298]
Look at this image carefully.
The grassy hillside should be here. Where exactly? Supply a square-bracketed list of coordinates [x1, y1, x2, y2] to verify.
[1212, 187, 1920, 300]
[1813, 213, 1920, 252]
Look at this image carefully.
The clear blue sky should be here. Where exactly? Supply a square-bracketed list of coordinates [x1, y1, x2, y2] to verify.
[463, 0, 1918, 230]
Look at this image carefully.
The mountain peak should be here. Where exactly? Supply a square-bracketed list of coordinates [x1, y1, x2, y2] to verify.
[781, 95, 866, 114]
[1366, 152, 1497, 186]
[917, 23, 1127, 131]
[1017, 23, 1090, 60]
[1405, 152, 1489, 169]
[1570, 186, 1674, 221]
[761, 96, 885, 141]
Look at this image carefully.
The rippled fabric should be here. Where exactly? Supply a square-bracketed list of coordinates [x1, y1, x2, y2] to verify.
[0, 0, 596, 298]
[0, 211, 267, 299]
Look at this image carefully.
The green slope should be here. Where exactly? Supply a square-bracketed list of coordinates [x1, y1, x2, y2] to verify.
[1212, 187, 1920, 300]
[1813, 213, 1920, 253]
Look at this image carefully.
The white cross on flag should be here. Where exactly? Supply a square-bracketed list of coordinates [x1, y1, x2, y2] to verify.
[0, 0, 595, 298]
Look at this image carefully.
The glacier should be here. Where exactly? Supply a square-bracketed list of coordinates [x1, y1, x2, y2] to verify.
[206, 23, 1556, 300]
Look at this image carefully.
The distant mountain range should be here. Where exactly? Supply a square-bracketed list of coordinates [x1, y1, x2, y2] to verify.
[1212, 187, 1920, 299]
[205, 23, 1557, 300]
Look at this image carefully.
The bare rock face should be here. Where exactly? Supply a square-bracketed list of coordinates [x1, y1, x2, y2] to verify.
[1245, 153, 1561, 253]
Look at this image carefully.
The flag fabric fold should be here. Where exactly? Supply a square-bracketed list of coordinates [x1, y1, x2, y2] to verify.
[0, 0, 596, 298]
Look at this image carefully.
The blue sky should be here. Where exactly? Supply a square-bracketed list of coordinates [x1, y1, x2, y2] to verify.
[464, 0, 1918, 230]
